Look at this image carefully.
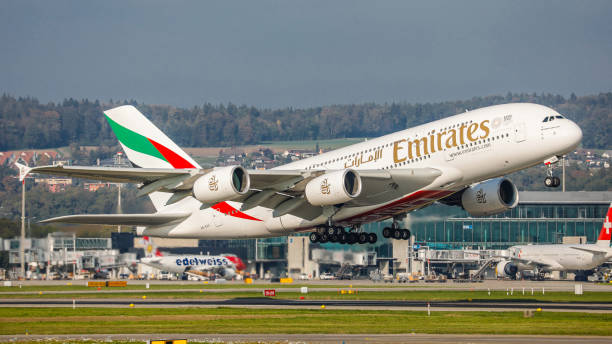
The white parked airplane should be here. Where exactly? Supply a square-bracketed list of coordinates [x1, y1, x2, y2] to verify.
[18, 103, 582, 244]
[138, 236, 245, 279]
[496, 203, 612, 281]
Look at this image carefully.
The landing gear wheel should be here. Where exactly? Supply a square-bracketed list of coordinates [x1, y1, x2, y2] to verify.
[367, 233, 378, 244]
[319, 233, 329, 243]
[339, 232, 348, 244]
[326, 226, 336, 236]
[358, 233, 368, 244]
[382, 227, 391, 238]
[309, 232, 320, 243]
[545, 176, 554, 187]
[401, 229, 411, 240]
[393, 228, 402, 240]
[347, 232, 358, 244]
[545, 176, 561, 188]
[329, 234, 338, 243]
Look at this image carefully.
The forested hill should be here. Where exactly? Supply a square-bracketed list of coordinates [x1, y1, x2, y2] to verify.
[0, 92, 610, 151]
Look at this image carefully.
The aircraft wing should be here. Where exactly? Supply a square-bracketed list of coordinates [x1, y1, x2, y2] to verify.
[23, 162, 442, 208]
[39, 213, 190, 226]
[23, 161, 443, 222]
[241, 168, 443, 220]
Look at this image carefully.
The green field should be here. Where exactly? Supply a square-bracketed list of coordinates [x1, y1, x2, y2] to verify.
[2, 289, 611, 303]
[0, 307, 610, 336]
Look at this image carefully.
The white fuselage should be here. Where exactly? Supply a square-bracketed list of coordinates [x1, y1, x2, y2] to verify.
[508, 244, 612, 272]
[140, 255, 235, 274]
[141, 103, 582, 239]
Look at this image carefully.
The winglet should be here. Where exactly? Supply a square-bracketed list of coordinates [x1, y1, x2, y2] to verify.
[14, 162, 31, 182]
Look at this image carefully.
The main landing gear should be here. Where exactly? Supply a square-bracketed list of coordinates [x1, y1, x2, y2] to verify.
[382, 217, 411, 241]
[309, 225, 377, 245]
[543, 156, 561, 188]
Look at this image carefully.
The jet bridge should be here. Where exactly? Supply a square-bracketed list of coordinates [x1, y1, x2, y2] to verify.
[412, 248, 506, 279]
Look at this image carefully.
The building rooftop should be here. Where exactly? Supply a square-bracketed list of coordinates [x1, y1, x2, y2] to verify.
[518, 191, 612, 204]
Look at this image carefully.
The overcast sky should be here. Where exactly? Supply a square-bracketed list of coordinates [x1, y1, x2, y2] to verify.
[1, 1, 611, 108]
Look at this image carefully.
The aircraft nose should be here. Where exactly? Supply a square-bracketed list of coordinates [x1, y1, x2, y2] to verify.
[566, 120, 583, 148]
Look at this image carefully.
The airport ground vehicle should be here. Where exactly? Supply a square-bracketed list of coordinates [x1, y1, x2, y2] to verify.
[320, 272, 335, 280]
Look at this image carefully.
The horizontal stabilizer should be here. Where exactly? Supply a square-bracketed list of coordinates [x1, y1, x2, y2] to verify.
[40, 213, 190, 226]
[25, 165, 197, 184]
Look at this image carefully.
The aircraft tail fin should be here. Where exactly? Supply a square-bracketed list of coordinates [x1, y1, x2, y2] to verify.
[596, 203, 612, 247]
[103, 105, 201, 210]
[140, 236, 164, 258]
[103, 105, 201, 170]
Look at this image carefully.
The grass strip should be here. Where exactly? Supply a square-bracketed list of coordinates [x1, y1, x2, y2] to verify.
[2, 290, 612, 303]
[0, 307, 610, 336]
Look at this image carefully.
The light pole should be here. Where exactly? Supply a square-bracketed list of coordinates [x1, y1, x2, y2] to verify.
[20, 178, 26, 280]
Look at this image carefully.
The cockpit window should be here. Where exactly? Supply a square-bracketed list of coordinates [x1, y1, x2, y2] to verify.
[555, 115, 564, 119]
[543, 117, 549, 122]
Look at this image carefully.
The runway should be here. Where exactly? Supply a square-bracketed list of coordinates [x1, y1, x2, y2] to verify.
[2, 297, 611, 312]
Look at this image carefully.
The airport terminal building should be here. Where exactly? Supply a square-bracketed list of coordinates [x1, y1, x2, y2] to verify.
[407, 191, 611, 249]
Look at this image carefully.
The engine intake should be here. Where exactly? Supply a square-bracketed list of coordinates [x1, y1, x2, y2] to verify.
[193, 166, 250, 204]
[305, 169, 362, 206]
[461, 178, 518, 217]
[496, 260, 518, 278]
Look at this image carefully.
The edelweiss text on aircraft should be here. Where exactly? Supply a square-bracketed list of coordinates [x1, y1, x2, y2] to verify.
[495, 203, 612, 281]
[139, 236, 245, 279]
[19, 103, 582, 244]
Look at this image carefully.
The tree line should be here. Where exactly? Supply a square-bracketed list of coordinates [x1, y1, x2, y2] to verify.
[0, 92, 610, 151]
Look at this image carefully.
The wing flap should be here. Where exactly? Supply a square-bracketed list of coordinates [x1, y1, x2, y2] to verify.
[40, 213, 190, 226]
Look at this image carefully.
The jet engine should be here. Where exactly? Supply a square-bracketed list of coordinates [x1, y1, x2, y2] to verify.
[217, 267, 237, 279]
[496, 260, 518, 278]
[460, 178, 519, 217]
[304, 169, 362, 206]
[193, 166, 250, 204]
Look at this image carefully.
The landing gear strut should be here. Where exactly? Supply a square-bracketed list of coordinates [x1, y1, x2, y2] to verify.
[544, 156, 561, 187]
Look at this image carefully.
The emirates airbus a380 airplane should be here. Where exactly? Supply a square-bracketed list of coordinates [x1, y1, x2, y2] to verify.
[18, 103, 582, 245]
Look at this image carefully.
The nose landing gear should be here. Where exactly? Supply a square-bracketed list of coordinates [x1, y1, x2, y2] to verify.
[543, 156, 561, 188]
[544, 176, 560, 188]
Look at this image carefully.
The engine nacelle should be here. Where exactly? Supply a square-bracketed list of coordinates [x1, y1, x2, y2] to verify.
[218, 267, 236, 279]
[304, 169, 362, 206]
[496, 260, 518, 278]
[461, 178, 518, 217]
[193, 166, 250, 204]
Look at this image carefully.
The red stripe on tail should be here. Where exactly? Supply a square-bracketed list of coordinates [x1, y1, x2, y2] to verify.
[148, 138, 195, 169]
